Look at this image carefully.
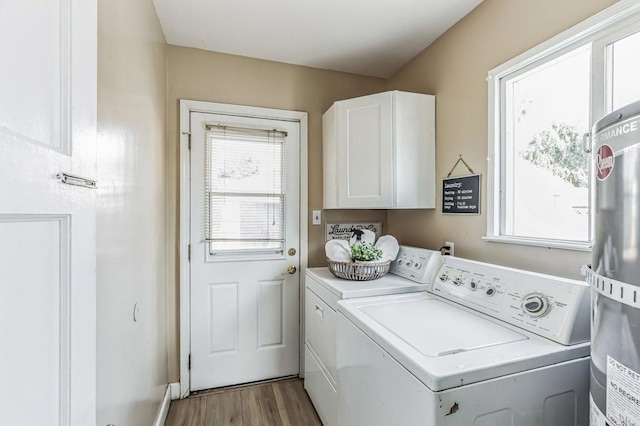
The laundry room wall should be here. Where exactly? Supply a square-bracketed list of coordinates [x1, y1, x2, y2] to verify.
[97, 0, 168, 423]
[386, 0, 618, 278]
[165, 46, 387, 381]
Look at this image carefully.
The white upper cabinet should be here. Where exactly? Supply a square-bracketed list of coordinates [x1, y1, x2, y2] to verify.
[323, 91, 435, 209]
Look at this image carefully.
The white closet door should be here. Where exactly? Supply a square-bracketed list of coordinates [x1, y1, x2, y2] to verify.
[0, 0, 97, 424]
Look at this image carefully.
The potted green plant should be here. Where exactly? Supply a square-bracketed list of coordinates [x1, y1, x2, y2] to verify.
[351, 242, 383, 263]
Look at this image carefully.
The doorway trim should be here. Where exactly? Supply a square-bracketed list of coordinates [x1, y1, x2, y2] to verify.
[178, 99, 308, 397]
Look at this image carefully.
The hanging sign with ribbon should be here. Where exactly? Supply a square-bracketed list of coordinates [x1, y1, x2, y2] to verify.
[442, 155, 481, 215]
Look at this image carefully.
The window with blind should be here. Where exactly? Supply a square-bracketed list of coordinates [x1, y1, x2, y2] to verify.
[205, 125, 287, 255]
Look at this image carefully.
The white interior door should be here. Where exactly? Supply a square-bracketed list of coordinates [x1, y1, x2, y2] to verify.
[189, 111, 300, 391]
[0, 1, 97, 425]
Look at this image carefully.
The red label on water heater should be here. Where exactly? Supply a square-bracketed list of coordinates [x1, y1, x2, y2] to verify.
[596, 144, 615, 181]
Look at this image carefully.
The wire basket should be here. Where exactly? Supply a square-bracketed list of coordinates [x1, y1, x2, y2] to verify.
[327, 258, 391, 281]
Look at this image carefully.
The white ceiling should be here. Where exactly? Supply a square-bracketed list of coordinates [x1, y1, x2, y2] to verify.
[153, 0, 483, 78]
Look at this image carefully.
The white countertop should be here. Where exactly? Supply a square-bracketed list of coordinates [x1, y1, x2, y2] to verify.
[306, 267, 427, 300]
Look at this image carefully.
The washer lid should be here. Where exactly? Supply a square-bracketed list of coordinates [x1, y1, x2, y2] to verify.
[338, 292, 590, 391]
[361, 298, 527, 357]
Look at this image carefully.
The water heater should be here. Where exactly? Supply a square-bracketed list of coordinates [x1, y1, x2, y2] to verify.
[587, 99, 640, 426]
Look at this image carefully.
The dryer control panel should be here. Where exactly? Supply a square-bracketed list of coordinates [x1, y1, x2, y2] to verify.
[389, 246, 442, 284]
[430, 257, 590, 345]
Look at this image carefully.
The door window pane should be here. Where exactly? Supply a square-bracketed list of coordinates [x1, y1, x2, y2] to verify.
[205, 126, 286, 254]
[503, 47, 591, 241]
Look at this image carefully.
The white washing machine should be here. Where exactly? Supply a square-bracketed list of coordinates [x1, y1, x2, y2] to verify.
[337, 256, 591, 426]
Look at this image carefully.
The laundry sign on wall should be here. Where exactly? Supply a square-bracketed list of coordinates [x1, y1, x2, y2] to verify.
[442, 155, 481, 215]
[325, 222, 382, 241]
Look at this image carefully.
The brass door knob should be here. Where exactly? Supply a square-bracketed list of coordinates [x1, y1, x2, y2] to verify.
[287, 265, 297, 274]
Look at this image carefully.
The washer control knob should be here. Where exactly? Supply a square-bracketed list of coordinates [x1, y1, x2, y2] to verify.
[396, 259, 404, 265]
[453, 277, 463, 286]
[414, 262, 422, 269]
[406, 260, 413, 267]
[523, 294, 549, 317]
[469, 280, 478, 291]
[485, 287, 496, 296]
[439, 273, 448, 282]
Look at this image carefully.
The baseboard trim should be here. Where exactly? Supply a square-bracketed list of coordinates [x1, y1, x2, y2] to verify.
[169, 382, 181, 400]
[153, 384, 175, 426]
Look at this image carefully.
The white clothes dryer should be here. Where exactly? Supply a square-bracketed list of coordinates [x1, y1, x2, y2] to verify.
[337, 256, 591, 426]
[304, 246, 442, 426]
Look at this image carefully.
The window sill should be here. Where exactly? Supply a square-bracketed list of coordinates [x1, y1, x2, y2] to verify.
[482, 235, 592, 252]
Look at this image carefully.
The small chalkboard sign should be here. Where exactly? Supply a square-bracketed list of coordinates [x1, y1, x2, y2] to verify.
[442, 174, 481, 215]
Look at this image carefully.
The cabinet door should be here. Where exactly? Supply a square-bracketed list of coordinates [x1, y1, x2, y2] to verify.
[337, 92, 393, 208]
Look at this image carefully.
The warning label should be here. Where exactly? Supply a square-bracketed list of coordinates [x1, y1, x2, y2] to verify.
[607, 356, 640, 426]
[591, 394, 607, 426]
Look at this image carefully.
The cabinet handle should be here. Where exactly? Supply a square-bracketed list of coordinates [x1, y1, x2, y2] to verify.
[315, 304, 324, 317]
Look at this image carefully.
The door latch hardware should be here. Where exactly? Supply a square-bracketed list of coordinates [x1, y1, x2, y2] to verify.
[56, 172, 97, 189]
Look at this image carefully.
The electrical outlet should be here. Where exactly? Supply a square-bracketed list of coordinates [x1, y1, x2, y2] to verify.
[445, 241, 455, 256]
[312, 210, 322, 225]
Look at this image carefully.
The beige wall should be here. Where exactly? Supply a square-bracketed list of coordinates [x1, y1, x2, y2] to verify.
[164, 0, 622, 383]
[387, 0, 618, 279]
[166, 46, 387, 380]
[97, 0, 168, 423]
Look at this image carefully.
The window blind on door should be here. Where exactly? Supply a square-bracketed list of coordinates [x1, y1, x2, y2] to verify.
[205, 125, 287, 254]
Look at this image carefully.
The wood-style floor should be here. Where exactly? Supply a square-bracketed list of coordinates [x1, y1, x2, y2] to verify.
[165, 378, 322, 426]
